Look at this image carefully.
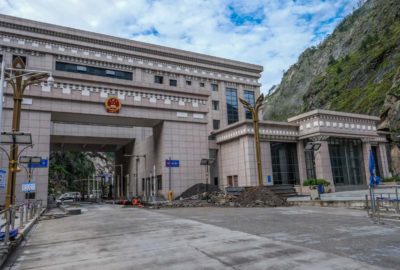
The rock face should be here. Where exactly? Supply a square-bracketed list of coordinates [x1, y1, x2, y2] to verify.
[264, 0, 400, 175]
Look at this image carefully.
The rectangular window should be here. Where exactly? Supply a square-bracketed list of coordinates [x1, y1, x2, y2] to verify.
[226, 88, 239, 124]
[157, 175, 162, 190]
[55, 62, 133, 80]
[270, 142, 300, 185]
[186, 80, 192, 86]
[212, 100, 219, 111]
[76, 65, 87, 72]
[211, 83, 218, 91]
[213, 120, 220, 130]
[105, 70, 116, 75]
[154, 75, 163, 84]
[227, 176, 233, 187]
[328, 138, 364, 186]
[243, 90, 255, 120]
[200, 82, 205, 87]
[12, 55, 27, 66]
[169, 79, 177, 86]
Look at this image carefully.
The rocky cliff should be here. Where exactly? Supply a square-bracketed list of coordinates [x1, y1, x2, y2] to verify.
[263, 0, 400, 175]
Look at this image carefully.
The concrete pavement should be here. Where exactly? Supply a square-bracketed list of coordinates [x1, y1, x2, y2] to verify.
[4, 204, 399, 269]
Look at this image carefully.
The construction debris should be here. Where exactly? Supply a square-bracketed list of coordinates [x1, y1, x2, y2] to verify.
[177, 183, 221, 199]
[235, 186, 289, 207]
[144, 184, 290, 208]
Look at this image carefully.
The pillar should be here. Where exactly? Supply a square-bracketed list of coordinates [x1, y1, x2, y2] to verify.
[362, 142, 371, 185]
[378, 143, 391, 178]
[296, 141, 307, 193]
[314, 141, 335, 192]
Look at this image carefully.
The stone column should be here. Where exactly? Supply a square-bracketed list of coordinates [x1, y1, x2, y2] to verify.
[314, 141, 335, 192]
[362, 141, 371, 185]
[296, 141, 307, 193]
[378, 143, 391, 178]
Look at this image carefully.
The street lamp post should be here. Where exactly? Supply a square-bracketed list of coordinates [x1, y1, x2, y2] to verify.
[1, 56, 53, 208]
[239, 94, 265, 186]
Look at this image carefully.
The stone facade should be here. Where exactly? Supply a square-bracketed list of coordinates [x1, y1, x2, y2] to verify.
[0, 15, 390, 205]
[0, 15, 262, 204]
[214, 110, 391, 193]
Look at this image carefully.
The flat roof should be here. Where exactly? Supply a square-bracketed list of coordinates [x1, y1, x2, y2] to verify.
[287, 109, 380, 122]
[212, 120, 298, 135]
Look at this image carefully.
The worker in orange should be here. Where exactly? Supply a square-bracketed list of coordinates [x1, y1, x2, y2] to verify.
[132, 197, 142, 207]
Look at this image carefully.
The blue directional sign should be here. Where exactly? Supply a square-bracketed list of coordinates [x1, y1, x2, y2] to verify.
[28, 158, 48, 168]
[0, 169, 6, 189]
[22, 182, 36, 193]
[165, 159, 180, 167]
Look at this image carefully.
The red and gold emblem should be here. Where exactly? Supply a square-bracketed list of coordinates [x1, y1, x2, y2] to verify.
[105, 97, 122, 113]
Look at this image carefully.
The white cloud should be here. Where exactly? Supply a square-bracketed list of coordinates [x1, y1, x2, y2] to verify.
[0, 0, 358, 93]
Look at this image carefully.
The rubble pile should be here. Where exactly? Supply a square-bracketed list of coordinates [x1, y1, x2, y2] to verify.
[142, 184, 290, 208]
[207, 191, 238, 207]
[177, 183, 221, 199]
[235, 186, 289, 207]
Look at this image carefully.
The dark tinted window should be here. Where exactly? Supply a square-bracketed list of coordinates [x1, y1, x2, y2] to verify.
[56, 62, 132, 80]
[169, 79, 177, 86]
[154, 75, 163, 84]
[226, 88, 238, 124]
[243, 90, 255, 119]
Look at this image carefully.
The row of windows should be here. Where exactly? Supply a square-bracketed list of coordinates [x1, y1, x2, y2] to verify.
[154, 75, 218, 90]
[56, 62, 133, 80]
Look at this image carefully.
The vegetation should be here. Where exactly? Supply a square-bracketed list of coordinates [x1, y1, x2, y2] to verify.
[303, 179, 330, 187]
[48, 151, 95, 196]
[382, 175, 400, 182]
[264, 0, 400, 136]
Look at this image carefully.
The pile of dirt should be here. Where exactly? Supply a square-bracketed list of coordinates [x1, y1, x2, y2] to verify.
[235, 186, 289, 207]
[178, 183, 221, 199]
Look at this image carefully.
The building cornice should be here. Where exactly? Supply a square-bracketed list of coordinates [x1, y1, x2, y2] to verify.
[288, 109, 381, 122]
[0, 15, 263, 75]
[0, 34, 261, 86]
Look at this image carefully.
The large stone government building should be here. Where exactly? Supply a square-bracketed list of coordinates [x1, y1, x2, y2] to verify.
[0, 15, 391, 205]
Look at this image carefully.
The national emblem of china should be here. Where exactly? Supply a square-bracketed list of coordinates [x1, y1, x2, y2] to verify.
[105, 97, 122, 113]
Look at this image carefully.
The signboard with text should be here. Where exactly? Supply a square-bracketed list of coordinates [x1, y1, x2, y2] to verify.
[0, 169, 6, 188]
[165, 160, 180, 167]
[22, 182, 36, 193]
[28, 159, 48, 168]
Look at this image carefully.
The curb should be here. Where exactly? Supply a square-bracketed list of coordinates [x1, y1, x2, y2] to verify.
[0, 208, 45, 268]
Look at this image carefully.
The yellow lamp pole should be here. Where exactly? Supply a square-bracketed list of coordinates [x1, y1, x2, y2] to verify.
[239, 94, 265, 186]
[3, 56, 53, 208]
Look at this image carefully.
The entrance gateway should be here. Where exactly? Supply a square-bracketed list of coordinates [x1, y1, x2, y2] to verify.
[0, 15, 391, 206]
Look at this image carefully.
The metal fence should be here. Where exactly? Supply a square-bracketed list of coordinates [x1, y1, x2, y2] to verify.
[0, 200, 42, 245]
[366, 185, 400, 223]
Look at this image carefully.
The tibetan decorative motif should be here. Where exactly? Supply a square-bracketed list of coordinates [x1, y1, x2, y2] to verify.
[105, 96, 122, 113]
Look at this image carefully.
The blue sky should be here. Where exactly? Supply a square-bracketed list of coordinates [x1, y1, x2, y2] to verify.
[0, 0, 358, 93]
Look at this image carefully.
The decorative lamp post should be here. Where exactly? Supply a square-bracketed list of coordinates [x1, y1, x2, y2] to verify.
[1, 56, 53, 208]
[239, 94, 265, 186]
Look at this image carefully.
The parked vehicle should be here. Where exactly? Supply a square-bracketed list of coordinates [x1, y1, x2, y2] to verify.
[56, 192, 81, 205]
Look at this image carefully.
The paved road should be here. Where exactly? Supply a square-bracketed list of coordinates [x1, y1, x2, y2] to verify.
[4, 204, 399, 269]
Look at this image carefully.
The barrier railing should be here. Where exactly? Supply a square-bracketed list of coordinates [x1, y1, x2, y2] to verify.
[0, 200, 42, 245]
[366, 185, 400, 223]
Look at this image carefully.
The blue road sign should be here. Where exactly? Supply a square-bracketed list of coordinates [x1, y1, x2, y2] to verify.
[22, 182, 36, 193]
[0, 169, 6, 188]
[166, 159, 180, 167]
[28, 158, 48, 168]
